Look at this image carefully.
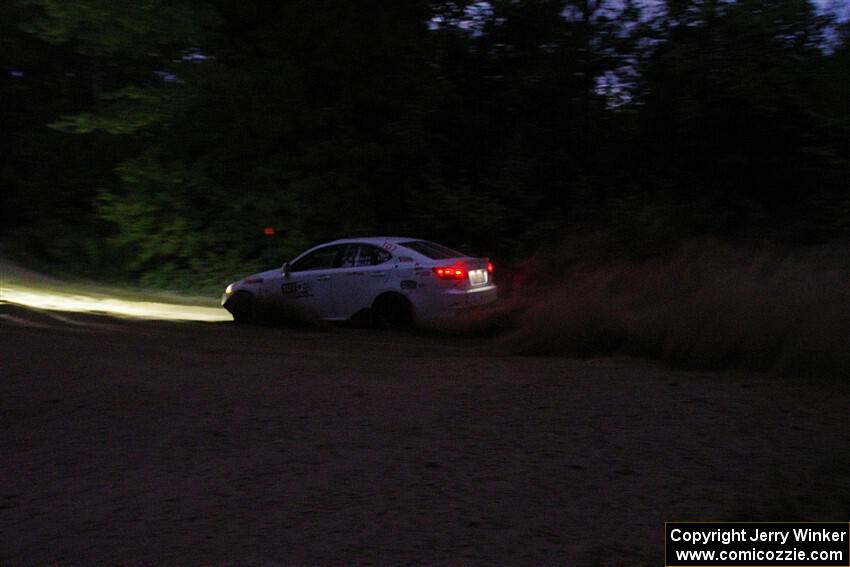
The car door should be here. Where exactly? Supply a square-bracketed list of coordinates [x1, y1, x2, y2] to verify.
[280, 244, 344, 318]
[330, 244, 393, 318]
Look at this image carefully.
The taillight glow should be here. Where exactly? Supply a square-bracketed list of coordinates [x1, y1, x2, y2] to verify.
[433, 267, 467, 280]
[487, 261, 494, 273]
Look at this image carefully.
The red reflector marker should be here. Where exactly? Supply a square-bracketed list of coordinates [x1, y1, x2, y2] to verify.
[263, 227, 275, 236]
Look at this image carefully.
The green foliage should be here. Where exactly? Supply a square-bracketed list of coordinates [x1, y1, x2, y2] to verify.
[4, 0, 850, 292]
[97, 153, 292, 291]
[49, 86, 177, 134]
[19, 0, 215, 58]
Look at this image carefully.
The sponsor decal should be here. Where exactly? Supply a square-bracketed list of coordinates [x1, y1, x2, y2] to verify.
[281, 281, 314, 298]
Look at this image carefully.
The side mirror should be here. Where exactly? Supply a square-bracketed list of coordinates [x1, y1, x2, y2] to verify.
[282, 262, 292, 278]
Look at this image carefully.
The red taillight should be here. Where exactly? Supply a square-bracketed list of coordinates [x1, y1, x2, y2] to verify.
[433, 266, 467, 280]
[487, 261, 494, 273]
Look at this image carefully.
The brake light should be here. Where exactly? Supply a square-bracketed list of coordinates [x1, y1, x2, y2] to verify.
[487, 261, 494, 273]
[433, 266, 467, 280]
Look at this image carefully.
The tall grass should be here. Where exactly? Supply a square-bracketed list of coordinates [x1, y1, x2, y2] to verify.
[443, 240, 850, 379]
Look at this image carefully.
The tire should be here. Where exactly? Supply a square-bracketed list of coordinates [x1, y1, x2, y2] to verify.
[226, 291, 257, 324]
[371, 293, 413, 329]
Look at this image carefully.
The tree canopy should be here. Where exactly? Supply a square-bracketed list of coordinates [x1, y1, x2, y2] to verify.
[3, 0, 849, 290]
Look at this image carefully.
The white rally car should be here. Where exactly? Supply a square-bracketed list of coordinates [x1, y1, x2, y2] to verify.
[222, 237, 497, 326]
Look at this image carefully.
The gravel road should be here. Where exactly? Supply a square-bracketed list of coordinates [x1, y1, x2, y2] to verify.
[2, 303, 848, 565]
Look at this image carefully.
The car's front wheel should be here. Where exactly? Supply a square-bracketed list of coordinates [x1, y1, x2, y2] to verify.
[226, 291, 257, 324]
[371, 293, 413, 329]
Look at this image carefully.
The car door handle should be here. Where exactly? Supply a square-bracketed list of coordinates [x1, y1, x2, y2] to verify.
[316, 275, 331, 281]
[369, 271, 386, 277]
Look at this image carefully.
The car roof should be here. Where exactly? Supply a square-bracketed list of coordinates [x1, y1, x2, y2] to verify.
[323, 236, 421, 246]
[297, 237, 474, 262]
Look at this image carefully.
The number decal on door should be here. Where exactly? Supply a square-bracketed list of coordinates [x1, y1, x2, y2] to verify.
[282, 282, 314, 298]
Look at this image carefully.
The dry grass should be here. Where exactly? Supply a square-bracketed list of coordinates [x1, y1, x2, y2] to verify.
[440, 240, 850, 380]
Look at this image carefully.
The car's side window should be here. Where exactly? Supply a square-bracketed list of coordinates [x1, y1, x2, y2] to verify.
[339, 245, 358, 268]
[355, 245, 392, 267]
[290, 245, 344, 272]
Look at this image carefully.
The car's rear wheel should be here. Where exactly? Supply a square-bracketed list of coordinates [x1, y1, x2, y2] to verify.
[371, 293, 413, 329]
[227, 291, 257, 324]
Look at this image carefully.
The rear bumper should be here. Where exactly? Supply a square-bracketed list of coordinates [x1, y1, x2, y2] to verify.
[444, 284, 497, 309]
[414, 284, 497, 321]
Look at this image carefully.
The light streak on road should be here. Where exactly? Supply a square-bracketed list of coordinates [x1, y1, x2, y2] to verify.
[1, 284, 230, 322]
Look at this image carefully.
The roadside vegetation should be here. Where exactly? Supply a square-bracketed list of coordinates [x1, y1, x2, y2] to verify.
[439, 240, 850, 380]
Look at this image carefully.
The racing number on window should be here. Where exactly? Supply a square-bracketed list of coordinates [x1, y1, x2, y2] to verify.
[357, 245, 392, 266]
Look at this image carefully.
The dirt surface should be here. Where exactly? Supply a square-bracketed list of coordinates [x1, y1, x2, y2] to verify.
[2, 302, 849, 565]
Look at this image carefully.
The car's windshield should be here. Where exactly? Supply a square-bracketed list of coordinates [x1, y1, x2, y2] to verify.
[399, 240, 465, 260]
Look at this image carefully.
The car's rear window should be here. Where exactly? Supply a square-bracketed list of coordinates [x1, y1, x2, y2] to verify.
[399, 240, 465, 260]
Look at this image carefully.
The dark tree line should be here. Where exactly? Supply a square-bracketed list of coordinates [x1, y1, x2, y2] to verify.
[3, 0, 849, 290]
